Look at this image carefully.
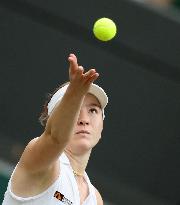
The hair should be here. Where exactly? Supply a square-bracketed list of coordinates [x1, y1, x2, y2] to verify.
[39, 81, 69, 127]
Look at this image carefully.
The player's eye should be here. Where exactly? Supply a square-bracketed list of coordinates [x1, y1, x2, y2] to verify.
[89, 108, 98, 114]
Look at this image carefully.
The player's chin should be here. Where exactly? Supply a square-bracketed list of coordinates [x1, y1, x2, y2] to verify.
[74, 141, 94, 153]
[70, 137, 99, 153]
[78, 141, 92, 149]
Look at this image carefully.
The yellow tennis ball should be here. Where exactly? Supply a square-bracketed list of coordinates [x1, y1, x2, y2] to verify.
[93, 17, 117, 41]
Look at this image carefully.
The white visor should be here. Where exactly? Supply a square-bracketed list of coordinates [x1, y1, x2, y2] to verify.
[47, 83, 108, 119]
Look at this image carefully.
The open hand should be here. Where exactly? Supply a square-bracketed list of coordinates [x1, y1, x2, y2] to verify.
[68, 54, 99, 92]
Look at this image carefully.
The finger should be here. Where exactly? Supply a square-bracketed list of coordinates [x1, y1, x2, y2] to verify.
[68, 54, 78, 71]
[68, 56, 78, 74]
[83, 69, 96, 78]
[68, 56, 77, 66]
[87, 73, 99, 84]
[84, 70, 99, 83]
[77, 66, 84, 75]
[69, 53, 78, 64]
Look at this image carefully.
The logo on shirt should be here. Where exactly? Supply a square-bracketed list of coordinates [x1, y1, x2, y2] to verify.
[54, 191, 73, 205]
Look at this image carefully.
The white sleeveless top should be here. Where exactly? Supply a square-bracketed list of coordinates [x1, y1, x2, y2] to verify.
[2, 153, 97, 205]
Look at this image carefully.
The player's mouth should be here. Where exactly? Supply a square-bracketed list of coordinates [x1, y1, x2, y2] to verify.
[76, 130, 90, 134]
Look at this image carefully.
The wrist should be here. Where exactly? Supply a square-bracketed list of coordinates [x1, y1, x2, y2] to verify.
[67, 82, 88, 97]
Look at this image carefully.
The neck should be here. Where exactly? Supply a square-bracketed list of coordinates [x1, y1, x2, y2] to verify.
[64, 149, 91, 177]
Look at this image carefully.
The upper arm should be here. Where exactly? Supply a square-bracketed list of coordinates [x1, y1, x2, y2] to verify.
[95, 187, 103, 205]
[18, 132, 65, 174]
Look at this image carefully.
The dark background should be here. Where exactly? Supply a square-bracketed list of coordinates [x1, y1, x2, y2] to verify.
[0, 0, 180, 204]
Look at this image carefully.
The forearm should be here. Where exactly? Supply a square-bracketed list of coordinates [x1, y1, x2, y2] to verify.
[45, 83, 85, 145]
[44, 53, 98, 146]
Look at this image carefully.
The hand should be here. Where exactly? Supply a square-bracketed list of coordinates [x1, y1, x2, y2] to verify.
[68, 54, 99, 92]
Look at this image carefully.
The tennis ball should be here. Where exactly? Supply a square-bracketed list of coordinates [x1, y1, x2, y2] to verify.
[93, 17, 117, 41]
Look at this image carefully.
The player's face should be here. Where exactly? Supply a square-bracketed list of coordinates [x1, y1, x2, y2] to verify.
[66, 93, 103, 154]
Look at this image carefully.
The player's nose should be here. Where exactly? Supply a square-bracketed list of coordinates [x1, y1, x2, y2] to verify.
[77, 110, 89, 126]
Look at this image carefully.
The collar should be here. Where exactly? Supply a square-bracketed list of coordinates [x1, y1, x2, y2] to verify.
[59, 152, 71, 165]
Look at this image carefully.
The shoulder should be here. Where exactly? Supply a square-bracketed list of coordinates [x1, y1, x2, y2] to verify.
[94, 187, 103, 205]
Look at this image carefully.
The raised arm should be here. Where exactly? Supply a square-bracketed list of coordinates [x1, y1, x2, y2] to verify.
[17, 54, 99, 174]
[45, 54, 99, 146]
